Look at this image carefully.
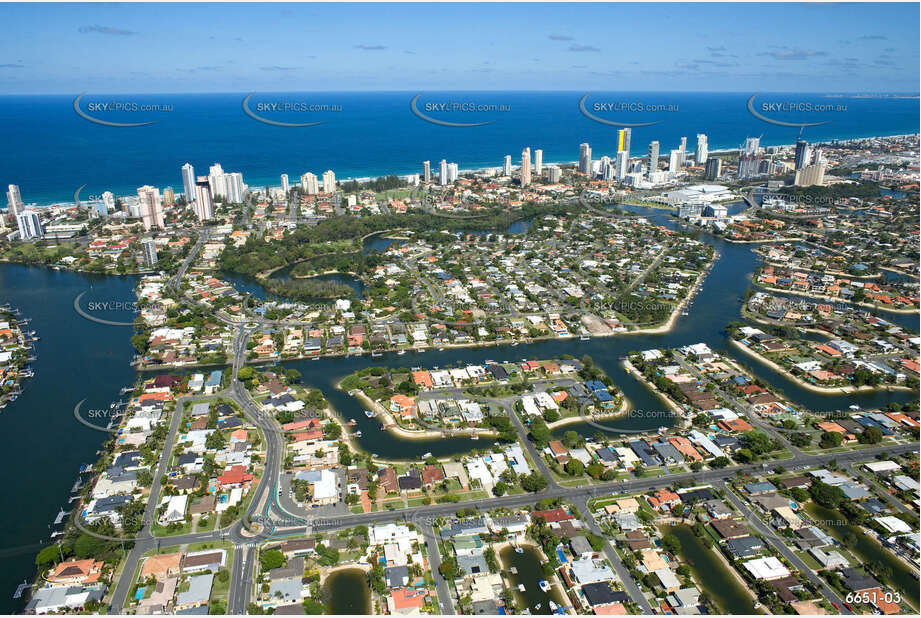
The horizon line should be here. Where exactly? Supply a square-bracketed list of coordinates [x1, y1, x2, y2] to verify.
[1, 89, 920, 97]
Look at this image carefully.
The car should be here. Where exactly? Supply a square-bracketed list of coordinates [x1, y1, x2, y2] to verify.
[832, 602, 841, 611]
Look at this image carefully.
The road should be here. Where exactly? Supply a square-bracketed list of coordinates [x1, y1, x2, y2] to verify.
[102, 211, 917, 613]
[420, 521, 456, 615]
[573, 495, 654, 614]
[719, 480, 853, 614]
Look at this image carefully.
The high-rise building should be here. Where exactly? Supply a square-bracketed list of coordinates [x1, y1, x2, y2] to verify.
[548, 165, 561, 183]
[137, 185, 164, 231]
[301, 172, 319, 195]
[534, 149, 543, 175]
[141, 238, 158, 268]
[322, 170, 336, 193]
[579, 143, 592, 175]
[695, 134, 708, 165]
[102, 191, 115, 213]
[208, 163, 226, 199]
[601, 156, 614, 181]
[615, 150, 629, 180]
[794, 139, 812, 170]
[194, 177, 214, 221]
[503, 155, 512, 177]
[647, 141, 660, 178]
[439, 159, 449, 186]
[794, 149, 826, 187]
[447, 163, 458, 183]
[93, 199, 108, 218]
[520, 148, 531, 187]
[668, 149, 681, 173]
[422, 161, 431, 183]
[6, 184, 23, 219]
[617, 128, 631, 156]
[737, 137, 762, 179]
[16, 210, 43, 240]
[181, 163, 195, 203]
[705, 157, 722, 180]
[162, 186, 175, 205]
[281, 174, 289, 195]
[224, 172, 245, 203]
[678, 136, 687, 165]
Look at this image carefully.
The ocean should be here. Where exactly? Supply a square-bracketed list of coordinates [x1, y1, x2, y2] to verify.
[0, 91, 918, 206]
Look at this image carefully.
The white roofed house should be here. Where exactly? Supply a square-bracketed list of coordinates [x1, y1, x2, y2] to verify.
[159, 494, 188, 524]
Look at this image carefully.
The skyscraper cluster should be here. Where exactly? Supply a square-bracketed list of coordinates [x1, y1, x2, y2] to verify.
[737, 137, 762, 179]
[207, 163, 246, 203]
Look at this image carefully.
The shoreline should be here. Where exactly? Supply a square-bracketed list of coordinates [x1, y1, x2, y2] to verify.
[752, 281, 920, 314]
[545, 395, 631, 430]
[728, 338, 913, 394]
[335, 377, 500, 443]
[623, 358, 688, 422]
[14, 130, 919, 208]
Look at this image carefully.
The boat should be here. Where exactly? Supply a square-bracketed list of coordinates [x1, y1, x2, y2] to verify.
[538, 580, 551, 592]
[471, 434, 479, 440]
[580, 335, 590, 341]
[517, 584, 526, 592]
[422, 452, 432, 458]
[397, 350, 406, 355]
[347, 420, 357, 426]
[354, 431, 362, 437]
[364, 410, 375, 418]
[515, 547, 524, 554]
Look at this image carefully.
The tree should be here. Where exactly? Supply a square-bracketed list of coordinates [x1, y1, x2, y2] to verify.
[529, 419, 551, 446]
[710, 456, 730, 468]
[205, 430, 226, 451]
[858, 426, 883, 444]
[493, 481, 508, 496]
[809, 480, 845, 509]
[35, 545, 68, 568]
[562, 430, 582, 449]
[661, 534, 681, 554]
[818, 431, 843, 449]
[439, 556, 460, 580]
[259, 549, 286, 572]
[521, 471, 549, 492]
[565, 459, 585, 476]
[484, 546, 499, 572]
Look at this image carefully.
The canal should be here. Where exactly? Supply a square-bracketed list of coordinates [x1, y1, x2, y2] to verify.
[322, 567, 372, 614]
[0, 263, 139, 613]
[279, 203, 917, 458]
[805, 503, 920, 609]
[500, 544, 564, 614]
[663, 524, 758, 614]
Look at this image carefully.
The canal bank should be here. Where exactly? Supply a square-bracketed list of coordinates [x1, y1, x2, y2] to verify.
[0, 263, 139, 613]
[804, 503, 920, 610]
[662, 524, 759, 614]
[279, 204, 917, 457]
[499, 543, 565, 614]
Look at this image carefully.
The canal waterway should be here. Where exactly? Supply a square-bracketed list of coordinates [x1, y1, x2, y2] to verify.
[0, 203, 916, 609]
[281, 204, 917, 457]
[0, 263, 138, 613]
[500, 544, 564, 614]
[804, 503, 919, 609]
[663, 524, 758, 614]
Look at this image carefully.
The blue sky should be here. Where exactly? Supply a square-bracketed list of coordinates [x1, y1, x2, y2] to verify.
[0, 2, 917, 94]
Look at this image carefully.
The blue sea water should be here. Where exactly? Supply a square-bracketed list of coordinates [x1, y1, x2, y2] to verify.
[0, 91, 917, 205]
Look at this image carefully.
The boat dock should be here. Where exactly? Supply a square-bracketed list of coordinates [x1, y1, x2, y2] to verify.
[13, 580, 32, 599]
